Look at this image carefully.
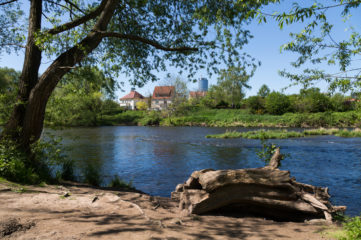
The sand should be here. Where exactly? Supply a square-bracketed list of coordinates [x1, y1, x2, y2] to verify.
[0, 182, 338, 240]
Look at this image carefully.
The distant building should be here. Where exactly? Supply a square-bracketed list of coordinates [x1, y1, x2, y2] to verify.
[151, 86, 175, 110]
[119, 88, 146, 110]
[189, 91, 207, 99]
[198, 78, 208, 92]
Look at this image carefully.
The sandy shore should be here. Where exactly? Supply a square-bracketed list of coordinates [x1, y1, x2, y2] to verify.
[0, 181, 339, 240]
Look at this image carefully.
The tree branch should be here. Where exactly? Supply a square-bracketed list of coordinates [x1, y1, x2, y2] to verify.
[45, 0, 107, 35]
[99, 31, 198, 52]
[0, 0, 18, 6]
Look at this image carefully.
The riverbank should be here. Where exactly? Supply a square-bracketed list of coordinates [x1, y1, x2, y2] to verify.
[0, 179, 340, 240]
[43, 109, 361, 128]
[206, 128, 361, 139]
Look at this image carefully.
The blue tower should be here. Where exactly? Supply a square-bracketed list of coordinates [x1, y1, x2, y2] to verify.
[198, 78, 208, 92]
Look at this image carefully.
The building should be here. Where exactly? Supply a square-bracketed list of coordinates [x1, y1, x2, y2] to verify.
[189, 78, 208, 100]
[119, 88, 146, 110]
[198, 78, 208, 92]
[189, 91, 207, 99]
[151, 86, 175, 110]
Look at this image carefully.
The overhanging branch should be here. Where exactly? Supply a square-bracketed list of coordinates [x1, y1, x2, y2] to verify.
[45, 0, 107, 35]
[99, 31, 198, 52]
[0, 0, 18, 6]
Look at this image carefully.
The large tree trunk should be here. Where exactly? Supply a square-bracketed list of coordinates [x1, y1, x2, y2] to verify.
[1, 0, 118, 150]
[2, 0, 42, 148]
[172, 149, 346, 222]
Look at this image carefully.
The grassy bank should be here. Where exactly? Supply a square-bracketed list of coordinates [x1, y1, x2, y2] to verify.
[42, 108, 361, 128]
[206, 128, 361, 139]
[164, 109, 361, 128]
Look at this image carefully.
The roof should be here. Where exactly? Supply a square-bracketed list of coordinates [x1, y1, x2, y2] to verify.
[120, 90, 144, 100]
[152, 86, 175, 100]
[189, 91, 207, 98]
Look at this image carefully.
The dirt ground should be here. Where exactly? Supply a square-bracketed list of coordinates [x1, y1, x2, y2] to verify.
[0, 181, 339, 240]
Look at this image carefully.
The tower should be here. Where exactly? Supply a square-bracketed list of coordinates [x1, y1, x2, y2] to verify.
[198, 78, 208, 91]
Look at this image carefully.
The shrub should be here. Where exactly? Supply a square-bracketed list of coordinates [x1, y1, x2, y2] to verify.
[265, 92, 290, 115]
[341, 216, 361, 240]
[246, 96, 265, 114]
[136, 101, 148, 110]
[108, 175, 134, 190]
[300, 88, 332, 113]
[82, 163, 102, 186]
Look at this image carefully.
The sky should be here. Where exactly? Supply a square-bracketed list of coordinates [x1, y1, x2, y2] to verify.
[0, 1, 360, 100]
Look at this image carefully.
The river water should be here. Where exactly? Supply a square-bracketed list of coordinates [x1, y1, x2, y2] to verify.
[47, 126, 361, 216]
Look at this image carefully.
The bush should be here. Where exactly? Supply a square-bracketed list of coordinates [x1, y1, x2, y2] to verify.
[136, 101, 148, 110]
[246, 96, 265, 114]
[0, 135, 75, 184]
[265, 92, 290, 115]
[0, 139, 39, 184]
[300, 88, 332, 113]
[341, 216, 361, 240]
[108, 175, 134, 190]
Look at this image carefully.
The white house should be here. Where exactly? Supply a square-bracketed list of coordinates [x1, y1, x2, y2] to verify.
[119, 89, 145, 110]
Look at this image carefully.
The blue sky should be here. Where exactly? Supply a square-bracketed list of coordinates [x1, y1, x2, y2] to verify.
[0, 1, 360, 99]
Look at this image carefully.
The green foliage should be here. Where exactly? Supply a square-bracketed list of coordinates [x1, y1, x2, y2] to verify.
[260, 1, 361, 93]
[299, 88, 332, 113]
[0, 134, 75, 184]
[256, 141, 280, 165]
[108, 175, 134, 190]
[331, 94, 354, 112]
[341, 216, 361, 240]
[82, 163, 102, 187]
[207, 128, 361, 139]
[136, 101, 148, 111]
[265, 92, 291, 115]
[0, 138, 38, 184]
[216, 66, 252, 108]
[0, 67, 20, 124]
[45, 67, 123, 127]
[257, 84, 270, 98]
[246, 96, 265, 114]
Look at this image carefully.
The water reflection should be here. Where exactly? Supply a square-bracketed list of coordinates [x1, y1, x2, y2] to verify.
[45, 126, 361, 216]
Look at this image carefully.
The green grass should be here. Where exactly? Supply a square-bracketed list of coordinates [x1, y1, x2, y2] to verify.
[163, 109, 361, 128]
[206, 128, 361, 139]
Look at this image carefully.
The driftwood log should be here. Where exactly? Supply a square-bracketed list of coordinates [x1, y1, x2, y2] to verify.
[171, 148, 346, 221]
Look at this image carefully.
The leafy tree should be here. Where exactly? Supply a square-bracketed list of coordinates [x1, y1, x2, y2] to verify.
[45, 66, 118, 126]
[265, 91, 290, 115]
[256, 1, 361, 93]
[216, 66, 252, 108]
[246, 96, 265, 114]
[299, 88, 332, 113]
[0, 67, 20, 124]
[0, 0, 271, 153]
[257, 84, 270, 98]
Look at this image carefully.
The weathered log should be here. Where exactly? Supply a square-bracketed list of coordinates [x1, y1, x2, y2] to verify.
[172, 150, 346, 221]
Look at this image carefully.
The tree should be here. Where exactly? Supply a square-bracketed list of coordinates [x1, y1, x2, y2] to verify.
[299, 87, 332, 113]
[0, 67, 20, 124]
[257, 84, 270, 98]
[265, 91, 290, 115]
[216, 66, 252, 108]
[256, 1, 361, 93]
[163, 76, 189, 116]
[0, 0, 272, 153]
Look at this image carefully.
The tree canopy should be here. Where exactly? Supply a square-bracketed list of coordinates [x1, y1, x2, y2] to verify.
[256, 0, 361, 93]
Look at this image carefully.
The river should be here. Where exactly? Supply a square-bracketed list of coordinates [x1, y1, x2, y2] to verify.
[46, 126, 361, 216]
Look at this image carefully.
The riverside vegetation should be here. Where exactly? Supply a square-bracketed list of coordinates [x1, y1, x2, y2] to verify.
[206, 128, 361, 139]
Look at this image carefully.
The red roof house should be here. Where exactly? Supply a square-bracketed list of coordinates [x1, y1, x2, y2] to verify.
[119, 90, 146, 110]
[189, 91, 207, 99]
[151, 86, 175, 110]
